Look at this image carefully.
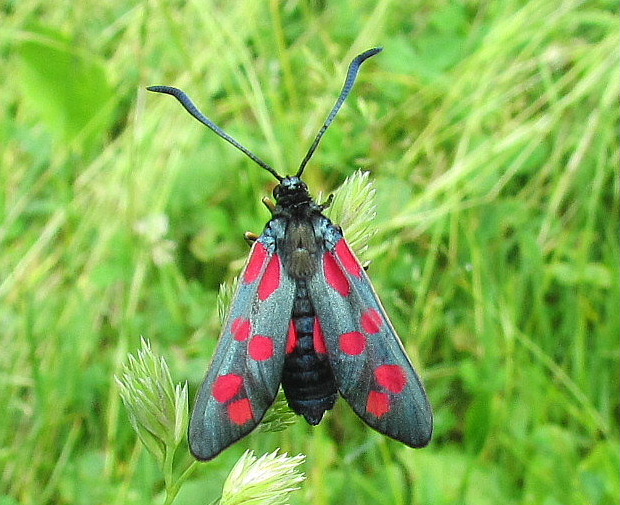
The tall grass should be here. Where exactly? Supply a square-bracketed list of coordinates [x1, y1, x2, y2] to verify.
[1, 0, 618, 504]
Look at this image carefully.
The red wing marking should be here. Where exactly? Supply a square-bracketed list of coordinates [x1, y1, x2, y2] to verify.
[231, 317, 252, 341]
[361, 308, 384, 334]
[313, 318, 327, 354]
[212, 374, 244, 403]
[245, 242, 269, 284]
[375, 365, 408, 393]
[249, 335, 275, 361]
[258, 254, 282, 301]
[339, 331, 367, 355]
[228, 398, 254, 425]
[335, 239, 363, 277]
[286, 321, 298, 354]
[367, 391, 391, 417]
[324, 251, 351, 297]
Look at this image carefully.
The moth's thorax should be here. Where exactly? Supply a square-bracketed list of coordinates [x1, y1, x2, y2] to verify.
[268, 175, 324, 279]
[281, 218, 320, 279]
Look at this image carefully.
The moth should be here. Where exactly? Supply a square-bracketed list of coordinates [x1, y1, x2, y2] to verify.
[148, 48, 433, 460]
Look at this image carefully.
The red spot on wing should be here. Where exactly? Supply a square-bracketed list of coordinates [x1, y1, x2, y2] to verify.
[367, 391, 391, 417]
[286, 321, 298, 354]
[228, 398, 254, 425]
[324, 252, 351, 297]
[339, 331, 367, 355]
[231, 317, 252, 341]
[335, 239, 363, 277]
[213, 374, 244, 403]
[249, 335, 274, 361]
[361, 309, 384, 334]
[375, 365, 408, 393]
[313, 318, 327, 354]
[258, 254, 282, 301]
[245, 242, 269, 284]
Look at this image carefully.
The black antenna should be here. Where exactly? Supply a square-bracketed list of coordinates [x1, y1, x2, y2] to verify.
[295, 47, 383, 177]
[148, 48, 382, 181]
[146, 85, 283, 182]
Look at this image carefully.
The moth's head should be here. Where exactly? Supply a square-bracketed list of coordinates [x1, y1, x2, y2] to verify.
[273, 176, 312, 207]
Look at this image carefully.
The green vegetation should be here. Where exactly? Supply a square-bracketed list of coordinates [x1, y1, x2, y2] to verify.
[1, 0, 618, 504]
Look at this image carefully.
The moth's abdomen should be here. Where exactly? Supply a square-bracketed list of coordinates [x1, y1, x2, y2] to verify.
[282, 281, 337, 425]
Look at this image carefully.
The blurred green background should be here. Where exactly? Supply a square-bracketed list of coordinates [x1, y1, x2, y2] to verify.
[1, 0, 618, 504]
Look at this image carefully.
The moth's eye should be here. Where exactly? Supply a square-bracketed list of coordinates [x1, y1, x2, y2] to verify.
[273, 185, 280, 199]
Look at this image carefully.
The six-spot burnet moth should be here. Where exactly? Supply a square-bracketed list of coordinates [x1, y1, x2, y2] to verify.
[147, 47, 433, 461]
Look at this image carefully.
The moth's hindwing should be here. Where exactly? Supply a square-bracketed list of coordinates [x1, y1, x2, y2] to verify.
[189, 238, 295, 460]
[308, 223, 433, 448]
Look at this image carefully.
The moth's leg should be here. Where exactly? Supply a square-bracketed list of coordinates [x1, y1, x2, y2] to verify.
[244, 231, 260, 246]
[319, 194, 334, 211]
[262, 197, 276, 215]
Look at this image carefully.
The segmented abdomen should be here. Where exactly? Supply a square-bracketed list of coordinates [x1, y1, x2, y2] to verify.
[282, 281, 337, 425]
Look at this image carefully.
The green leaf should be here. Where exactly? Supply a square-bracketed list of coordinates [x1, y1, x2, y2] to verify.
[16, 26, 115, 148]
